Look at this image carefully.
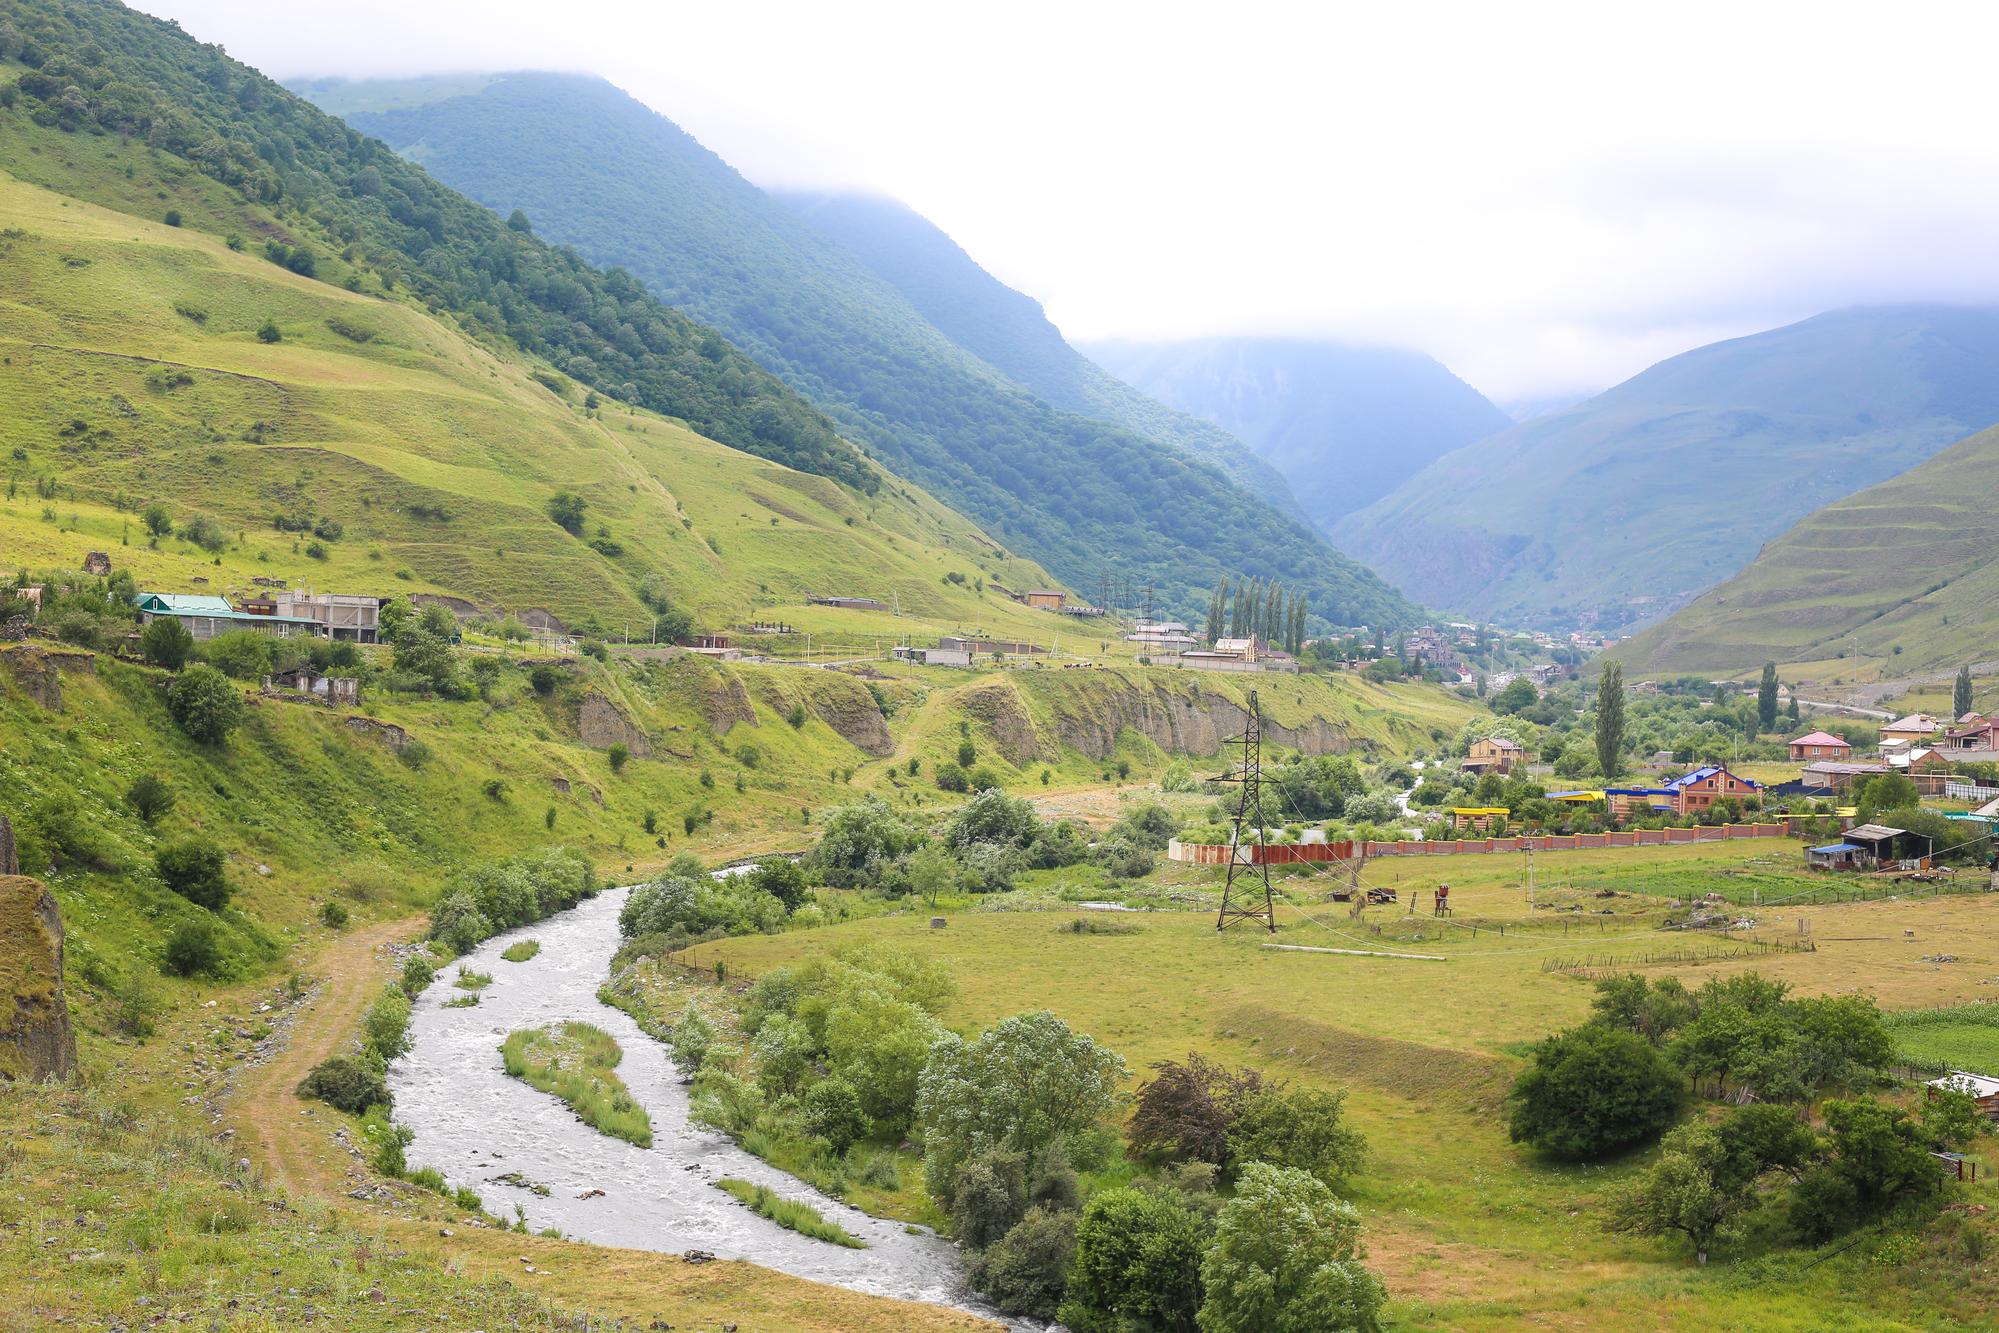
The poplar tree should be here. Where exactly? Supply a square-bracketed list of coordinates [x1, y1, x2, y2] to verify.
[1757, 662, 1778, 732]
[1596, 660, 1627, 779]
[1955, 665, 1974, 719]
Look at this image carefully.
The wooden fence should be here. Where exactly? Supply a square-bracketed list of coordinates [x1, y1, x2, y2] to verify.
[1168, 823, 1793, 865]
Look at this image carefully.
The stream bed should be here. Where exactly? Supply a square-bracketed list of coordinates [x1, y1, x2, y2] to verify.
[390, 887, 1005, 1322]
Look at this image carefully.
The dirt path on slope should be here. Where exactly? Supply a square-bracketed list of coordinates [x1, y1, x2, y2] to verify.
[230, 915, 417, 1198]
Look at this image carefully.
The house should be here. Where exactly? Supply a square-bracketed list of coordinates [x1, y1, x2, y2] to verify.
[1788, 730, 1852, 762]
[1606, 787, 1679, 817]
[1943, 715, 1999, 751]
[1213, 636, 1265, 662]
[1451, 806, 1509, 832]
[1879, 713, 1941, 749]
[135, 592, 318, 641]
[273, 591, 382, 642]
[1023, 589, 1067, 611]
[1174, 650, 1263, 674]
[938, 636, 1042, 657]
[1929, 1071, 1999, 1121]
[1125, 620, 1199, 649]
[1800, 760, 1893, 794]
[891, 645, 972, 668]
[1664, 764, 1761, 815]
[1462, 736, 1526, 775]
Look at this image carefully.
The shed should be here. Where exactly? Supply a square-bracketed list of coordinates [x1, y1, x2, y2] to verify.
[1450, 806, 1509, 832]
[1843, 822, 1932, 869]
[1805, 841, 1864, 871]
[1928, 1071, 1999, 1121]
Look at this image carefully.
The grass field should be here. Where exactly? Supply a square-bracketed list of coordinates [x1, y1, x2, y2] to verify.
[699, 839, 1999, 1330]
[1883, 1003, 1999, 1073]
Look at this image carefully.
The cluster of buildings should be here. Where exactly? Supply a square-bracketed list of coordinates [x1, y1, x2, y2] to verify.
[1789, 711, 1999, 798]
[1114, 621, 1300, 674]
[134, 589, 383, 642]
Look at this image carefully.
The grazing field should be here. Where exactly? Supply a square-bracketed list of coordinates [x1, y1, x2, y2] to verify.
[701, 839, 1999, 1330]
[500, 1022, 653, 1148]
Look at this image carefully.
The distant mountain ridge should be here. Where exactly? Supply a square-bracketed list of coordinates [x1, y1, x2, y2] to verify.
[1330, 305, 1999, 630]
[1083, 337, 1512, 530]
[1614, 417, 1999, 678]
[775, 190, 1303, 514]
[305, 71, 1418, 628]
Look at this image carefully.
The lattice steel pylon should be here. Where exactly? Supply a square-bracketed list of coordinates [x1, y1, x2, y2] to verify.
[1215, 688, 1276, 931]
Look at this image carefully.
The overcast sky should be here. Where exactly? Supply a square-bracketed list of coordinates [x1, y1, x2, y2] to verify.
[136, 0, 1999, 403]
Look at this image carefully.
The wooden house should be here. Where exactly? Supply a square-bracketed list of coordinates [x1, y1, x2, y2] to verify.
[1462, 736, 1526, 776]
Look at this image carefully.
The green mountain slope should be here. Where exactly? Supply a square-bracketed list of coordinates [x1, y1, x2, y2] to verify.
[1614, 420, 1999, 678]
[1330, 306, 1999, 630]
[303, 71, 1416, 628]
[1083, 336, 1512, 529]
[774, 189, 1302, 513]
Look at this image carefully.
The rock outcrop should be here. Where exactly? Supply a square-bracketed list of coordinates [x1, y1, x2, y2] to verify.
[1, 645, 65, 710]
[0, 872, 78, 1084]
[696, 668, 758, 735]
[343, 715, 410, 751]
[578, 692, 653, 758]
[972, 675, 1353, 764]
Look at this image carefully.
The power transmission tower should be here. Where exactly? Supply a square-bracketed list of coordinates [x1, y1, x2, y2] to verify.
[1216, 689, 1276, 932]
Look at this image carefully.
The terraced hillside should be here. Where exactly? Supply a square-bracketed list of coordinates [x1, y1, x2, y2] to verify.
[1614, 420, 1999, 678]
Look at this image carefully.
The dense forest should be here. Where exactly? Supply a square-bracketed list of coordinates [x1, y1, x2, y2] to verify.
[0, 0, 873, 493]
[319, 73, 1418, 628]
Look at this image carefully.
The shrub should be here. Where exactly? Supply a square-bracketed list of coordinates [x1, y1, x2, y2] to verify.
[1061, 1187, 1206, 1332]
[1508, 1023, 1684, 1159]
[162, 919, 224, 977]
[1128, 1053, 1266, 1166]
[787, 702, 807, 729]
[1225, 1084, 1366, 1187]
[202, 630, 272, 680]
[363, 987, 414, 1064]
[934, 762, 969, 793]
[256, 319, 281, 343]
[400, 953, 436, 998]
[296, 1055, 389, 1114]
[746, 856, 810, 912]
[139, 616, 194, 669]
[182, 514, 227, 552]
[546, 491, 587, 534]
[167, 664, 244, 744]
[608, 742, 629, 773]
[125, 773, 175, 824]
[947, 787, 1039, 850]
[320, 901, 350, 929]
[155, 838, 230, 910]
[427, 889, 491, 956]
[977, 1207, 1078, 1322]
[803, 1077, 868, 1155]
[1198, 1162, 1386, 1333]
[952, 1148, 1028, 1249]
[530, 665, 560, 695]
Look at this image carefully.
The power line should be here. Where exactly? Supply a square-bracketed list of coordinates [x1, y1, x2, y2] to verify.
[1216, 688, 1276, 932]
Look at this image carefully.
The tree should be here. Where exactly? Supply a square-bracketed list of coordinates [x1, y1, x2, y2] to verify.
[1756, 662, 1779, 732]
[746, 856, 810, 912]
[126, 773, 175, 825]
[947, 787, 1039, 850]
[1854, 771, 1918, 819]
[1128, 1053, 1266, 1166]
[141, 502, 173, 537]
[919, 1010, 1125, 1197]
[202, 629, 272, 680]
[802, 1077, 867, 1154]
[391, 625, 458, 693]
[1225, 1084, 1367, 1187]
[1062, 1187, 1208, 1332]
[167, 663, 244, 745]
[1589, 974, 1695, 1043]
[1492, 677, 1537, 715]
[811, 798, 919, 887]
[140, 616, 195, 670]
[1595, 660, 1626, 779]
[547, 491, 587, 534]
[978, 1207, 1078, 1323]
[1955, 665, 1974, 720]
[1508, 1023, 1683, 1159]
[1791, 1098, 1935, 1242]
[823, 986, 944, 1131]
[156, 838, 230, 909]
[1608, 1122, 1744, 1265]
[1197, 1162, 1386, 1333]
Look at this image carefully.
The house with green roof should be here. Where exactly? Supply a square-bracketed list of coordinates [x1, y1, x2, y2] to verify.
[135, 592, 319, 641]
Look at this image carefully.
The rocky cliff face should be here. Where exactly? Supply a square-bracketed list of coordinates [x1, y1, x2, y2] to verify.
[577, 692, 653, 758]
[0, 873, 78, 1084]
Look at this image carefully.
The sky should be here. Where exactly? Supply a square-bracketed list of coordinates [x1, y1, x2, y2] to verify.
[135, 0, 1999, 404]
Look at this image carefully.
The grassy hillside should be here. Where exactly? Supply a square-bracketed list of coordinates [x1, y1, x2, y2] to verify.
[1085, 336, 1512, 529]
[301, 71, 1419, 629]
[1615, 420, 1999, 678]
[775, 190, 1302, 514]
[1331, 306, 1999, 630]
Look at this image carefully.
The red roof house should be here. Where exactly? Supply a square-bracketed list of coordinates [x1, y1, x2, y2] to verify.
[1788, 730, 1852, 762]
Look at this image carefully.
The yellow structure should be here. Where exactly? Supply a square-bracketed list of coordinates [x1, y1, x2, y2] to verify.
[1450, 806, 1510, 832]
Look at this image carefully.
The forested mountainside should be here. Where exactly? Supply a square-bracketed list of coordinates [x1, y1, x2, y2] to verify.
[0, 3, 872, 494]
[774, 189, 1301, 512]
[1331, 305, 1999, 630]
[0, 0, 1081, 634]
[1615, 419, 1999, 677]
[306, 71, 1419, 628]
[1084, 336, 1511, 530]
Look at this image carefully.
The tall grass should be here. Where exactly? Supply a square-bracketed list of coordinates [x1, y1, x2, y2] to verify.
[715, 1178, 865, 1248]
[501, 939, 542, 963]
[500, 1022, 653, 1148]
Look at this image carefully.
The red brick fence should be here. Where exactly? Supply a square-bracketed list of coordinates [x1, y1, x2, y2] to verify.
[1168, 823, 1794, 865]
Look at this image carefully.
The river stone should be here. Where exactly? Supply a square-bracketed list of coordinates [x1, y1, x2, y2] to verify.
[0, 874, 78, 1083]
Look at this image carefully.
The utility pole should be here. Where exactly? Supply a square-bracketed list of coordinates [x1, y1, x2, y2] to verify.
[1525, 844, 1536, 912]
[1216, 689, 1277, 932]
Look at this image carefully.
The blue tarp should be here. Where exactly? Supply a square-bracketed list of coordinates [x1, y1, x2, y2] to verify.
[1809, 843, 1862, 854]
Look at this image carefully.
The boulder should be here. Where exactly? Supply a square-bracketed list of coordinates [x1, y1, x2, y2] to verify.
[0, 873, 78, 1083]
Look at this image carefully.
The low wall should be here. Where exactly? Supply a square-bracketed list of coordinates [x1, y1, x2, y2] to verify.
[1168, 823, 1792, 865]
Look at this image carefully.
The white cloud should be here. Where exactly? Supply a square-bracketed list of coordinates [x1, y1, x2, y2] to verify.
[137, 0, 1999, 399]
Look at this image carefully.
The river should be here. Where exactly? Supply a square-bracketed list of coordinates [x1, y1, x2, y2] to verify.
[389, 887, 1010, 1324]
